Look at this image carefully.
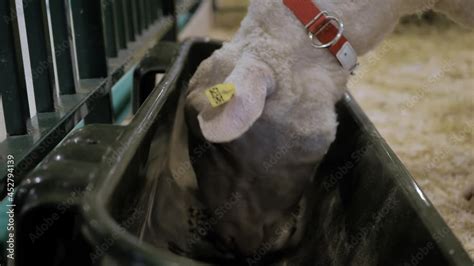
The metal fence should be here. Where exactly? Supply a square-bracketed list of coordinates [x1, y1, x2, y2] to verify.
[0, 0, 198, 199]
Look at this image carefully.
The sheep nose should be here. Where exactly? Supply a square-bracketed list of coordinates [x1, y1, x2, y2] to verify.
[218, 222, 264, 256]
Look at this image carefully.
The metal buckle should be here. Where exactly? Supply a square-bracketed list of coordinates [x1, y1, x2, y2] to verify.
[305, 11, 345, 49]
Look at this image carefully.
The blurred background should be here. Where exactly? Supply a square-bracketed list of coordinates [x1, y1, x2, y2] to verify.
[208, 0, 473, 257]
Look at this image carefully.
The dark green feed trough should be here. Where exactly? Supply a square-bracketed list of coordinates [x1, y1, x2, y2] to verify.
[14, 40, 471, 266]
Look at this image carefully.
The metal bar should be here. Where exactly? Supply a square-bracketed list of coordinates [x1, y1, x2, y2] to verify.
[151, 0, 158, 22]
[143, 0, 150, 28]
[145, 0, 152, 26]
[63, 0, 80, 89]
[138, 0, 147, 30]
[23, 0, 55, 113]
[70, 0, 108, 78]
[103, 0, 118, 58]
[121, 0, 133, 42]
[113, 0, 127, 49]
[149, 0, 156, 23]
[156, 0, 164, 18]
[130, 0, 140, 36]
[48, 0, 76, 95]
[152, 0, 159, 22]
[0, 0, 30, 135]
[71, 0, 111, 123]
[0, 1, 175, 198]
[156, 0, 163, 20]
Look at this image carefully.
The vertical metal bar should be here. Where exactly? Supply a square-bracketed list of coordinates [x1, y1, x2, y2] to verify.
[124, 0, 135, 41]
[63, 0, 80, 88]
[70, 0, 108, 78]
[156, 0, 164, 18]
[23, 0, 55, 113]
[103, 0, 118, 58]
[131, 0, 141, 36]
[142, 0, 149, 28]
[144, 0, 152, 26]
[148, 0, 154, 24]
[138, 0, 147, 30]
[69, 0, 111, 124]
[0, 0, 29, 135]
[113, 0, 127, 49]
[150, 0, 158, 22]
[121, 0, 133, 42]
[0, 0, 29, 136]
[150, 0, 159, 21]
[48, 0, 76, 95]
[149, 0, 156, 23]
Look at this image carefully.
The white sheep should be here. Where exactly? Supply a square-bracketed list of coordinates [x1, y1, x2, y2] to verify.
[145, 0, 474, 260]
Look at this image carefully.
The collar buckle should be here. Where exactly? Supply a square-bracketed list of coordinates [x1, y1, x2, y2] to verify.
[305, 11, 345, 49]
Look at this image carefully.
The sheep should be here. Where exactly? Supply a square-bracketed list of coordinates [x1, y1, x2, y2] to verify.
[143, 0, 474, 260]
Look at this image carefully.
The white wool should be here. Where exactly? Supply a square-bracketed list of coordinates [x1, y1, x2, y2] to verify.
[187, 0, 473, 156]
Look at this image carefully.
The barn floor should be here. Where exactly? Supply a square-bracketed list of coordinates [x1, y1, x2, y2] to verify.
[349, 25, 474, 258]
[209, 6, 474, 259]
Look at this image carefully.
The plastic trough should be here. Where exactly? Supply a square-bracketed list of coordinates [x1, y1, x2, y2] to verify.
[13, 39, 471, 266]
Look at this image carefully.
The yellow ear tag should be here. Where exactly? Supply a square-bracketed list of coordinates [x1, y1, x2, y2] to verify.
[205, 83, 236, 108]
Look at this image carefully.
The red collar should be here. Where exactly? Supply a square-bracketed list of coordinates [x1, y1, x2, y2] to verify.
[283, 0, 359, 72]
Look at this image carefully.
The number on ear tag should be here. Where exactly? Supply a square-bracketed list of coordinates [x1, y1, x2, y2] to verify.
[205, 83, 236, 108]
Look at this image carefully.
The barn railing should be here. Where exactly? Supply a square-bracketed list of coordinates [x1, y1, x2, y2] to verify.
[0, 0, 199, 198]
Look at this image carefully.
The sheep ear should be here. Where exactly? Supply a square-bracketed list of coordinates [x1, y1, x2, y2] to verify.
[197, 56, 274, 143]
